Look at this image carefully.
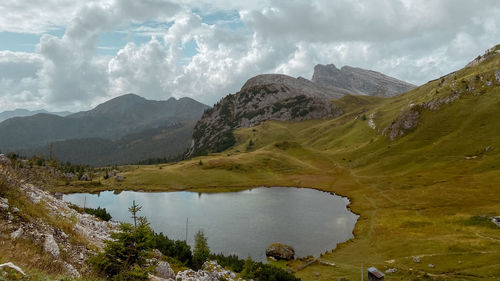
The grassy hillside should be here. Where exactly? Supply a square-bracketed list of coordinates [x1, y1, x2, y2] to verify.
[54, 48, 500, 280]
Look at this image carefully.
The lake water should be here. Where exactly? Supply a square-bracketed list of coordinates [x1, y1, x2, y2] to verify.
[64, 187, 358, 261]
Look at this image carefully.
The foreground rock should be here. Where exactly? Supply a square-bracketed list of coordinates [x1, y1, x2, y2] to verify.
[0, 162, 118, 277]
[174, 261, 245, 281]
[266, 242, 295, 260]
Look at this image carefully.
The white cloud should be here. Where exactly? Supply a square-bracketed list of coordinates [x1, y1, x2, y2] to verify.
[0, 0, 499, 111]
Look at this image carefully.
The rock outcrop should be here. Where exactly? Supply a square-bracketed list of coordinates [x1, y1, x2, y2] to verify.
[265, 242, 295, 260]
[174, 261, 245, 281]
[0, 162, 118, 277]
[188, 74, 344, 156]
[312, 64, 416, 97]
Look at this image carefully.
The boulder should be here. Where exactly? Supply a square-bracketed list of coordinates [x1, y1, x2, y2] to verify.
[10, 227, 23, 240]
[155, 261, 175, 279]
[265, 242, 295, 260]
[385, 268, 397, 274]
[43, 234, 60, 258]
[413, 257, 421, 263]
[115, 175, 124, 182]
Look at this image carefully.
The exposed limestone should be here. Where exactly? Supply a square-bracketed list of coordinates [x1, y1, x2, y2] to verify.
[495, 69, 500, 84]
[43, 234, 60, 258]
[0, 197, 8, 212]
[175, 261, 245, 281]
[10, 227, 23, 240]
[189, 74, 344, 156]
[155, 261, 175, 280]
[382, 108, 420, 141]
[62, 261, 81, 277]
[312, 64, 416, 97]
[385, 268, 397, 274]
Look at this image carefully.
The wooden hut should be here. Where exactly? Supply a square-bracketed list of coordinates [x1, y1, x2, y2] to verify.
[367, 267, 384, 280]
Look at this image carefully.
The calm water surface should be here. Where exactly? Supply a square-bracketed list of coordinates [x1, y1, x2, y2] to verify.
[64, 187, 357, 261]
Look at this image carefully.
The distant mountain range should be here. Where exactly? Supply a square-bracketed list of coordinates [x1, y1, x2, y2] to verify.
[188, 64, 416, 156]
[0, 109, 73, 123]
[0, 94, 209, 165]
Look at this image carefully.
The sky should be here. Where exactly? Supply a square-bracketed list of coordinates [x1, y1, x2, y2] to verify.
[0, 0, 499, 112]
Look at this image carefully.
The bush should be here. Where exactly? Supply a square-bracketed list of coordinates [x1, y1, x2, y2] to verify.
[153, 232, 192, 266]
[84, 207, 112, 221]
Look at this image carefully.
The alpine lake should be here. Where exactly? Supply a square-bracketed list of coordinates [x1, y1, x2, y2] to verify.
[64, 187, 358, 261]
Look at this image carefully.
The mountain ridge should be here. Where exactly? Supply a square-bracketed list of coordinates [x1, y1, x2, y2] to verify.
[188, 63, 416, 156]
[0, 108, 72, 123]
[0, 94, 210, 165]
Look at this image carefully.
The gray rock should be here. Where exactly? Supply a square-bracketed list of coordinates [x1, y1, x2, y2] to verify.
[62, 262, 80, 277]
[428, 264, 435, 268]
[156, 261, 175, 280]
[80, 174, 90, 181]
[12, 207, 20, 213]
[0, 197, 9, 212]
[10, 227, 23, 240]
[265, 242, 295, 260]
[495, 70, 500, 84]
[492, 217, 500, 227]
[188, 74, 344, 156]
[43, 234, 60, 258]
[312, 64, 416, 97]
[0, 154, 11, 167]
[385, 268, 398, 274]
[413, 257, 421, 263]
[382, 108, 420, 140]
[115, 175, 124, 182]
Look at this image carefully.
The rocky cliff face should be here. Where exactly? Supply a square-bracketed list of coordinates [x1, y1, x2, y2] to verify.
[312, 64, 416, 97]
[188, 74, 344, 156]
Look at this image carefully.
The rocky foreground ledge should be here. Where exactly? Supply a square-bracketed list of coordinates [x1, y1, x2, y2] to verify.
[0, 155, 248, 280]
[0, 154, 118, 277]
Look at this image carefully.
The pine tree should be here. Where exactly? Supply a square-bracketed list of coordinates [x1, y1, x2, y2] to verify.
[193, 230, 210, 269]
[129, 200, 142, 228]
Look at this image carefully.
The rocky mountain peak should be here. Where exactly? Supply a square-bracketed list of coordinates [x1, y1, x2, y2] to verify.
[312, 63, 416, 97]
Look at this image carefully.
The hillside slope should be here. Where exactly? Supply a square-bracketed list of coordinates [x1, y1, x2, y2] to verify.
[101, 45, 500, 280]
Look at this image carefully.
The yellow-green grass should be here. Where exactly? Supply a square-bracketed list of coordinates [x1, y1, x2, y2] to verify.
[50, 52, 500, 280]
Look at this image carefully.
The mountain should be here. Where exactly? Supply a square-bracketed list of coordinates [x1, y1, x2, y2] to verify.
[0, 108, 72, 123]
[119, 45, 500, 281]
[311, 64, 416, 97]
[188, 74, 346, 156]
[188, 64, 416, 156]
[0, 94, 209, 165]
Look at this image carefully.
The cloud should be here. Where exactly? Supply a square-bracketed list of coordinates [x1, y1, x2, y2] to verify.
[0, 0, 499, 112]
[0, 51, 43, 110]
